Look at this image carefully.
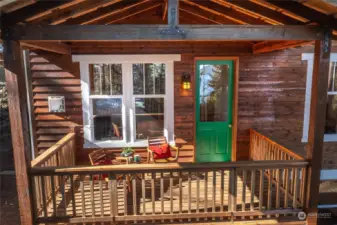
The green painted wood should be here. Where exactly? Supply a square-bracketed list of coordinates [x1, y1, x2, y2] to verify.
[196, 60, 234, 162]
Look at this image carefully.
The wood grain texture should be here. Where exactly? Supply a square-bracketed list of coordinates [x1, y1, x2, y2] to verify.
[3, 40, 34, 225]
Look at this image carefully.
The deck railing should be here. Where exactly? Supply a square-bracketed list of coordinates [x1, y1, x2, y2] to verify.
[250, 129, 304, 161]
[31, 133, 76, 168]
[30, 160, 308, 224]
[31, 132, 76, 217]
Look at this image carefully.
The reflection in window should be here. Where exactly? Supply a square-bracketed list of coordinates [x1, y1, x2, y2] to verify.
[326, 62, 337, 134]
[135, 98, 164, 140]
[133, 63, 165, 95]
[90, 64, 122, 95]
[199, 64, 229, 122]
[93, 99, 122, 141]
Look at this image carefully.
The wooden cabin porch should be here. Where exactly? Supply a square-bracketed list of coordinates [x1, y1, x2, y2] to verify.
[30, 129, 307, 224]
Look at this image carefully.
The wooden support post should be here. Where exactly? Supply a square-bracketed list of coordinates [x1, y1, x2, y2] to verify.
[305, 28, 332, 225]
[168, 0, 179, 27]
[3, 39, 34, 225]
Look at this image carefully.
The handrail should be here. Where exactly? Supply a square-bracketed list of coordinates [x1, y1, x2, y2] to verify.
[31, 133, 76, 168]
[250, 129, 304, 161]
[30, 160, 309, 175]
[30, 159, 308, 223]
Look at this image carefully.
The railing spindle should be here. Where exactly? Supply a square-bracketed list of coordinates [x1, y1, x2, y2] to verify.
[160, 173, 164, 217]
[212, 171, 215, 220]
[259, 169, 264, 211]
[70, 175, 76, 217]
[196, 171, 200, 221]
[151, 172, 155, 216]
[250, 169, 255, 213]
[204, 171, 208, 216]
[284, 168, 289, 208]
[40, 176, 47, 218]
[242, 170, 247, 212]
[179, 172, 182, 215]
[293, 168, 299, 209]
[169, 172, 173, 222]
[50, 175, 57, 217]
[90, 175, 95, 217]
[142, 174, 146, 216]
[81, 175, 86, 218]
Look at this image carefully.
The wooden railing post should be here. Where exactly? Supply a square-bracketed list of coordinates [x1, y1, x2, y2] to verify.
[3, 38, 35, 225]
[305, 28, 332, 225]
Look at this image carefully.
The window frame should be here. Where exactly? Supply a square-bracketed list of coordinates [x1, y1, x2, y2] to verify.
[73, 54, 180, 148]
[302, 53, 337, 142]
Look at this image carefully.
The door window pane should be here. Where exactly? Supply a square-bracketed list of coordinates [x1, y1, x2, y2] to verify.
[133, 63, 165, 95]
[199, 64, 229, 122]
[93, 99, 122, 141]
[135, 98, 164, 140]
[90, 64, 122, 95]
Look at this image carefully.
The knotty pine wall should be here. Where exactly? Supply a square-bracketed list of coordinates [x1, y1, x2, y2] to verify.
[29, 42, 337, 169]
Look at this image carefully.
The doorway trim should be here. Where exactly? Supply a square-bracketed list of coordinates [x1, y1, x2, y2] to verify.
[193, 57, 239, 162]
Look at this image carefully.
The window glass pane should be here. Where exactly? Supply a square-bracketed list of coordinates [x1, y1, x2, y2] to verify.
[135, 98, 164, 140]
[328, 62, 337, 92]
[132, 63, 165, 95]
[93, 99, 122, 141]
[90, 64, 122, 95]
[199, 64, 229, 122]
[325, 95, 337, 134]
[133, 64, 144, 94]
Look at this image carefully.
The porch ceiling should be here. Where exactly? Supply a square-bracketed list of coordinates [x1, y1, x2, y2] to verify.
[1, 0, 337, 27]
[1, 0, 337, 55]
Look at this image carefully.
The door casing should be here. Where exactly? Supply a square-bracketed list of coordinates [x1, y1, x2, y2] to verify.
[193, 57, 239, 162]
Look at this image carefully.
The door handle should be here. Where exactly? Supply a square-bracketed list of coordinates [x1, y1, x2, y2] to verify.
[228, 124, 232, 128]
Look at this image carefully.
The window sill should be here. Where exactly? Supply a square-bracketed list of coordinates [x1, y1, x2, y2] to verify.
[302, 134, 337, 143]
[84, 140, 149, 148]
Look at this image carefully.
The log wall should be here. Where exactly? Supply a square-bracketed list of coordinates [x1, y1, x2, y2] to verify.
[29, 42, 337, 168]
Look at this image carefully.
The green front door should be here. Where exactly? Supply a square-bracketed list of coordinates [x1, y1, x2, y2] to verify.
[196, 60, 234, 162]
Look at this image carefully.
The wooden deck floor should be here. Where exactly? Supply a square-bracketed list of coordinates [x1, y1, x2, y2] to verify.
[42, 170, 294, 219]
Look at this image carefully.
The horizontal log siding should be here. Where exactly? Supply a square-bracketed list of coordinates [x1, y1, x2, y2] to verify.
[30, 42, 337, 168]
[29, 52, 83, 155]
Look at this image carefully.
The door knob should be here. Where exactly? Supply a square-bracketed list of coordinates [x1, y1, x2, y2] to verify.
[228, 124, 232, 128]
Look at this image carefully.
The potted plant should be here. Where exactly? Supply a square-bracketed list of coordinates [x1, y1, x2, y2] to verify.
[121, 147, 134, 157]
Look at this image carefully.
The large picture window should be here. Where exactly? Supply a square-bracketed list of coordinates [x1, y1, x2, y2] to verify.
[302, 53, 337, 142]
[74, 55, 180, 148]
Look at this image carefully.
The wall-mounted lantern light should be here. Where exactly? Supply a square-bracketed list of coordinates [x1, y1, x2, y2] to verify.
[181, 72, 191, 90]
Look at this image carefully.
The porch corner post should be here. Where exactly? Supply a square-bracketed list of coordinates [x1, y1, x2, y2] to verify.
[2, 37, 35, 224]
[304, 27, 332, 225]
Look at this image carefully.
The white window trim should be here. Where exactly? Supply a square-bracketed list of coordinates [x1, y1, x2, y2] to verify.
[302, 53, 337, 143]
[73, 54, 181, 148]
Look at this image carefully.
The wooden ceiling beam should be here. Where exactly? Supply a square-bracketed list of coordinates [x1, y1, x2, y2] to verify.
[265, 0, 337, 30]
[106, 3, 162, 25]
[2, 1, 73, 25]
[9, 24, 324, 41]
[62, 0, 144, 25]
[179, 10, 218, 24]
[253, 40, 313, 54]
[49, 0, 122, 25]
[180, 2, 240, 25]
[88, 0, 161, 25]
[25, 0, 86, 23]
[223, 0, 303, 25]
[162, 0, 168, 21]
[0, 0, 36, 13]
[182, 0, 268, 25]
[20, 41, 70, 55]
